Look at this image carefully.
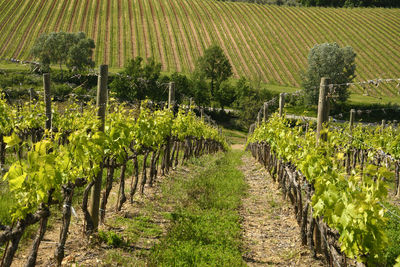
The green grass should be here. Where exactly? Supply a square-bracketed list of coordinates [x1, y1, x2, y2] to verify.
[222, 128, 246, 145]
[150, 150, 247, 266]
[107, 215, 163, 245]
[348, 93, 400, 105]
[0, 181, 14, 225]
[0, 0, 399, 97]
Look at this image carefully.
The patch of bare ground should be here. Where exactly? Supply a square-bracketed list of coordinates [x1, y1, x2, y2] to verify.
[232, 144, 245, 150]
[239, 154, 324, 266]
[11, 166, 184, 266]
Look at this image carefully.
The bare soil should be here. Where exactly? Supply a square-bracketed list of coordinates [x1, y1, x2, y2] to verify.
[239, 154, 324, 266]
[12, 168, 177, 267]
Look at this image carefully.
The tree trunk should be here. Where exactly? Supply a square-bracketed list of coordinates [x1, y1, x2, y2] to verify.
[100, 160, 115, 223]
[116, 163, 127, 211]
[130, 154, 139, 203]
[25, 190, 53, 267]
[82, 181, 95, 234]
[0, 134, 5, 167]
[140, 151, 150, 194]
[149, 151, 157, 187]
[55, 183, 74, 267]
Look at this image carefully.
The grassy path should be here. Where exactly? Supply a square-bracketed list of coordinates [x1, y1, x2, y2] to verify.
[150, 150, 246, 266]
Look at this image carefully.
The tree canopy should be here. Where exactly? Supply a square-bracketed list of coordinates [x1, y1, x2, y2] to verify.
[30, 32, 95, 73]
[302, 43, 356, 105]
[195, 45, 232, 98]
[110, 57, 164, 103]
[299, 0, 399, 7]
[195, 45, 233, 108]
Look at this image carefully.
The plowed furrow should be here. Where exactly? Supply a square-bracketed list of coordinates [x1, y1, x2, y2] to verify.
[0, 0, 34, 56]
[0, 0, 14, 19]
[229, 4, 282, 84]
[103, 0, 111, 64]
[159, 0, 181, 71]
[91, 0, 101, 63]
[37, 0, 57, 35]
[188, 0, 212, 49]
[223, 3, 268, 80]
[196, 0, 239, 76]
[79, 0, 90, 32]
[0, 1, 24, 34]
[118, 0, 123, 67]
[166, 0, 194, 70]
[12, 0, 47, 58]
[138, 0, 150, 59]
[54, 0, 68, 31]
[127, 0, 136, 58]
[250, 4, 297, 85]
[208, 1, 254, 77]
[148, 0, 166, 68]
[67, 0, 79, 32]
[178, 0, 204, 55]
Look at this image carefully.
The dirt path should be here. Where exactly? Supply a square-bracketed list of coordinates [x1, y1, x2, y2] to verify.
[239, 153, 324, 266]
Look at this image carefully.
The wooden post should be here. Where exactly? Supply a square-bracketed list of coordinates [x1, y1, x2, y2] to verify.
[279, 93, 285, 117]
[168, 82, 175, 109]
[317, 78, 330, 142]
[263, 102, 268, 122]
[165, 82, 175, 171]
[43, 74, 52, 130]
[257, 111, 261, 127]
[382, 119, 386, 129]
[349, 109, 356, 131]
[90, 65, 108, 231]
[189, 97, 193, 109]
[200, 108, 204, 120]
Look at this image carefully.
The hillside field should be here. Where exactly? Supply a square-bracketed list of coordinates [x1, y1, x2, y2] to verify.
[0, 0, 399, 96]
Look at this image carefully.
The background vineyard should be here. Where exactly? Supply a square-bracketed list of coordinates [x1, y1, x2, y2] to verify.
[0, 0, 399, 96]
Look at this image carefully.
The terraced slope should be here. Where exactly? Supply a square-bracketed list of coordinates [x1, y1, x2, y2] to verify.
[0, 0, 399, 95]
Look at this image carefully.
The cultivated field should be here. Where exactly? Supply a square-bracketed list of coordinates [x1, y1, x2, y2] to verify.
[0, 0, 399, 95]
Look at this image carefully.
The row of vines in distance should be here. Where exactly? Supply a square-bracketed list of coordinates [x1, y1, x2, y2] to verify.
[0, 0, 399, 95]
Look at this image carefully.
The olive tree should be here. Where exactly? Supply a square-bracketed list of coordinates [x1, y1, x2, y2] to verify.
[302, 42, 356, 104]
[30, 32, 95, 75]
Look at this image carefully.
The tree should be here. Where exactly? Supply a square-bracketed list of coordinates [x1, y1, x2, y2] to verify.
[195, 45, 232, 97]
[189, 74, 211, 107]
[215, 81, 236, 109]
[31, 32, 95, 75]
[169, 72, 190, 103]
[109, 57, 163, 102]
[67, 32, 95, 71]
[232, 77, 272, 128]
[302, 43, 356, 105]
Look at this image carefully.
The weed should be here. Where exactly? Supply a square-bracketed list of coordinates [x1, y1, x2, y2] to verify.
[98, 230, 125, 248]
